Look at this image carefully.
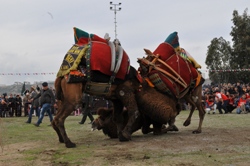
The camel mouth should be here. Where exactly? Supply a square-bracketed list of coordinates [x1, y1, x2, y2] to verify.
[91, 123, 98, 131]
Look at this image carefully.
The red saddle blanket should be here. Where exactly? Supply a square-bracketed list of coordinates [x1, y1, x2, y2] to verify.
[89, 41, 130, 80]
[73, 27, 130, 80]
[148, 42, 199, 97]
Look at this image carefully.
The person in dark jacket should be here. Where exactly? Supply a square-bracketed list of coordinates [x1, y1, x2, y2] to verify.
[15, 94, 22, 117]
[8, 93, 15, 117]
[25, 86, 41, 123]
[237, 81, 244, 98]
[1, 93, 9, 117]
[33, 82, 55, 127]
[78, 93, 94, 124]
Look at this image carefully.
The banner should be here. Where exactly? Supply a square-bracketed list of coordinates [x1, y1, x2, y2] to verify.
[208, 69, 250, 72]
[0, 68, 249, 76]
[0, 72, 56, 76]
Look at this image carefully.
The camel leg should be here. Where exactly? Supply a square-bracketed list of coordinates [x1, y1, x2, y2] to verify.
[165, 116, 179, 132]
[141, 126, 154, 135]
[52, 102, 76, 148]
[115, 82, 139, 141]
[122, 105, 138, 140]
[164, 103, 180, 132]
[120, 93, 139, 141]
[183, 94, 206, 134]
[183, 97, 195, 127]
[52, 104, 64, 143]
[112, 100, 127, 141]
[141, 116, 154, 134]
[192, 101, 206, 134]
[152, 122, 164, 135]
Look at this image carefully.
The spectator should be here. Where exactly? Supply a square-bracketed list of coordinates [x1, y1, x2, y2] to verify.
[227, 84, 236, 94]
[33, 82, 56, 127]
[79, 93, 94, 124]
[50, 88, 56, 115]
[74, 108, 80, 116]
[246, 85, 250, 93]
[236, 93, 249, 114]
[236, 81, 244, 98]
[23, 92, 31, 117]
[214, 87, 229, 114]
[242, 85, 247, 93]
[25, 86, 41, 123]
[1, 93, 9, 117]
[15, 94, 22, 117]
[226, 92, 237, 113]
[205, 92, 217, 114]
[8, 93, 15, 117]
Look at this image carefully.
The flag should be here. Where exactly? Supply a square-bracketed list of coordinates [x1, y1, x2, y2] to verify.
[21, 82, 26, 96]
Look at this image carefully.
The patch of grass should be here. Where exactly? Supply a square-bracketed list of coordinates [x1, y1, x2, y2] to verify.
[0, 111, 250, 166]
[25, 155, 37, 161]
[52, 151, 84, 165]
[0, 118, 3, 151]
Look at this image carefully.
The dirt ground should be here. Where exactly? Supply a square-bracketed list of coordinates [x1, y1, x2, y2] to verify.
[1, 113, 250, 166]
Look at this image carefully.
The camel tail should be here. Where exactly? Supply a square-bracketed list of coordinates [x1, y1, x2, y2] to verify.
[54, 77, 63, 101]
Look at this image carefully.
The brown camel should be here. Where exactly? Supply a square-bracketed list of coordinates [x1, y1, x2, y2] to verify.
[92, 82, 180, 139]
[137, 46, 206, 134]
[92, 107, 154, 138]
[53, 72, 180, 148]
[53, 65, 145, 148]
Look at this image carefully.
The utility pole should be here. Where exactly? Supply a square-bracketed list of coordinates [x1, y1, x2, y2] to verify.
[110, 2, 122, 39]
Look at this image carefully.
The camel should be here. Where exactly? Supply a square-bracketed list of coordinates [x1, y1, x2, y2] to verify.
[137, 32, 205, 134]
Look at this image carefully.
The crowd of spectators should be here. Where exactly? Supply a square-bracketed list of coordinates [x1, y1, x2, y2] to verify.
[202, 81, 250, 114]
[0, 89, 111, 119]
[0, 93, 23, 117]
[0, 85, 57, 118]
[2, 81, 248, 118]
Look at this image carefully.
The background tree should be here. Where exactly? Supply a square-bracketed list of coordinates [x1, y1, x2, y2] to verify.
[205, 8, 250, 84]
[230, 8, 250, 83]
[205, 37, 233, 84]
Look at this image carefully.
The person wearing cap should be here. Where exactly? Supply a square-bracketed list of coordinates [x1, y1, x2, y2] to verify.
[25, 86, 41, 123]
[23, 92, 31, 117]
[32, 82, 56, 127]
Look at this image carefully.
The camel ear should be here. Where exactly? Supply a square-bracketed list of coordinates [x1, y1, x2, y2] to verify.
[144, 48, 153, 55]
[96, 107, 107, 115]
[97, 107, 113, 116]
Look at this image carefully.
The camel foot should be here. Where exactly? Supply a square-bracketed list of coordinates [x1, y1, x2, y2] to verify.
[166, 125, 179, 132]
[118, 131, 131, 142]
[183, 120, 191, 126]
[153, 127, 163, 135]
[142, 128, 153, 134]
[192, 130, 201, 134]
[65, 141, 76, 148]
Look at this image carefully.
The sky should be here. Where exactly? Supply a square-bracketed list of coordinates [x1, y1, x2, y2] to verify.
[0, 0, 249, 85]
